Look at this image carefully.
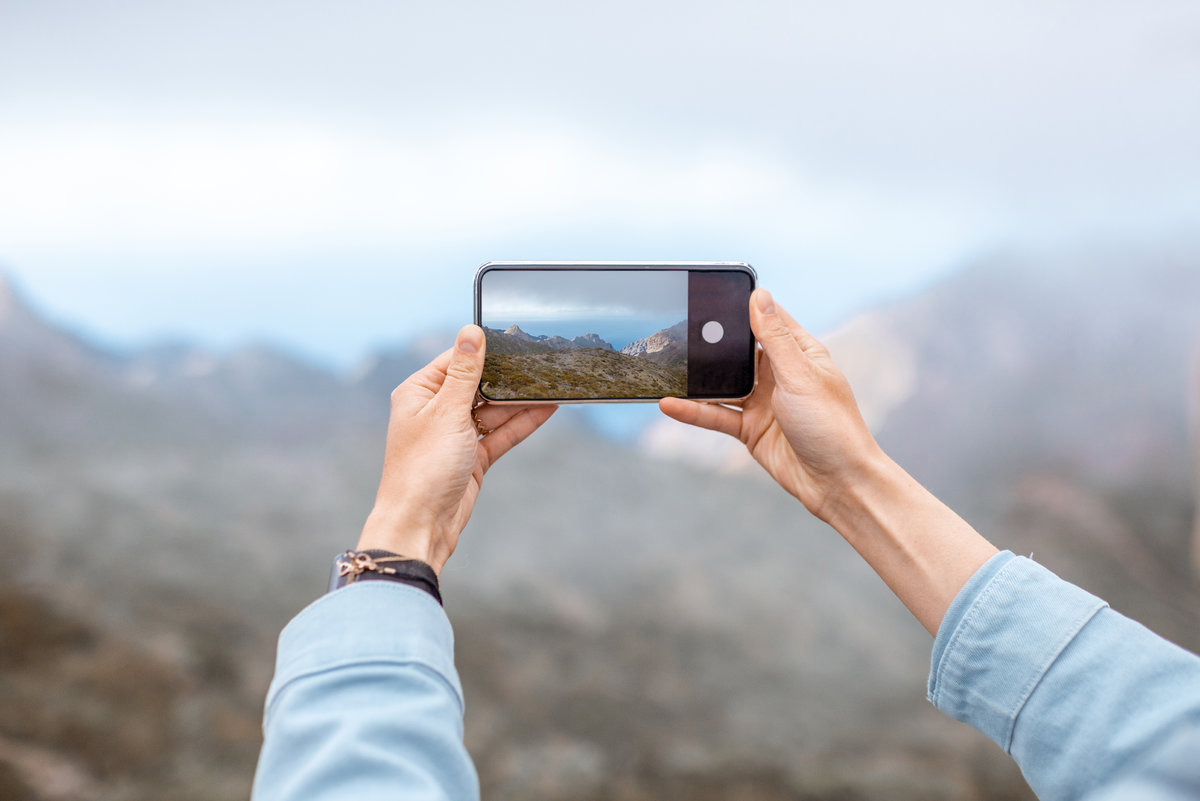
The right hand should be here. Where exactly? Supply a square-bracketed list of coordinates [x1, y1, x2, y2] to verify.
[659, 289, 884, 521]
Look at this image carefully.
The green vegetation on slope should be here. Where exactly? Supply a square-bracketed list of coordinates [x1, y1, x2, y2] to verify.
[482, 349, 686, 399]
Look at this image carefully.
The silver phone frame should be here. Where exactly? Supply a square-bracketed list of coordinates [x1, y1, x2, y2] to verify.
[473, 261, 758, 405]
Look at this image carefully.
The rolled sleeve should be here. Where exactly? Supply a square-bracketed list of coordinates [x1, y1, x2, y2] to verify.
[253, 582, 479, 801]
[928, 552, 1107, 749]
[930, 552, 1200, 801]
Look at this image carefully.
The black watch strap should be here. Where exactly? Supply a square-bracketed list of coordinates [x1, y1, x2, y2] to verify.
[329, 550, 442, 606]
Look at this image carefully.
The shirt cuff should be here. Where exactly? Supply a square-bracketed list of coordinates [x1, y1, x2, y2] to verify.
[263, 581, 462, 727]
[927, 551, 1108, 750]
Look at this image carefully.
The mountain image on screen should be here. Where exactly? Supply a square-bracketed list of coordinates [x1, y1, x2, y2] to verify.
[619, 320, 687, 367]
[482, 321, 687, 399]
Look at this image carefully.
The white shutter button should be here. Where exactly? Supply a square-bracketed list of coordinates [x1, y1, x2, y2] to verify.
[701, 321, 724, 344]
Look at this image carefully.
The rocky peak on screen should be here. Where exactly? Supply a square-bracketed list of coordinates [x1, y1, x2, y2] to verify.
[556, 332, 613, 350]
[502, 324, 538, 343]
[620, 321, 686, 358]
[619, 320, 687, 368]
[483, 326, 615, 354]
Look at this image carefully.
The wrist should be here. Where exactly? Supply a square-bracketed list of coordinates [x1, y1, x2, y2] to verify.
[358, 509, 445, 575]
[811, 444, 897, 528]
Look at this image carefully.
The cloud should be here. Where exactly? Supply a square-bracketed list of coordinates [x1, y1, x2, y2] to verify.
[481, 268, 688, 322]
[0, 118, 987, 268]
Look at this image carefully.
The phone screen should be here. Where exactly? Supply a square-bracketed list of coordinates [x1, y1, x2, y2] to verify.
[474, 263, 756, 402]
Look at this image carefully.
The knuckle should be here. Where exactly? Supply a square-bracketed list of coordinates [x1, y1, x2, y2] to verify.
[764, 317, 793, 338]
[446, 354, 477, 380]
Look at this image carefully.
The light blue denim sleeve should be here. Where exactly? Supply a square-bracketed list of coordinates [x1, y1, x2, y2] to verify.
[929, 551, 1200, 801]
[251, 582, 480, 801]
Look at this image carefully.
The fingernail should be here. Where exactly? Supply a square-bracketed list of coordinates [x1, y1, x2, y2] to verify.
[755, 289, 775, 315]
[458, 325, 483, 354]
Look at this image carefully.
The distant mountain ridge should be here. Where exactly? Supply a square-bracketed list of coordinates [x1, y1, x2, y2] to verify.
[483, 325, 615, 355]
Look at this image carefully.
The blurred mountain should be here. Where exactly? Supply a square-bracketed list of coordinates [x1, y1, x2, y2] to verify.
[350, 330, 455, 399]
[0, 276, 122, 445]
[0, 276, 112, 374]
[834, 243, 1200, 496]
[0, 243, 1197, 801]
[1195, 356, 1200, 576]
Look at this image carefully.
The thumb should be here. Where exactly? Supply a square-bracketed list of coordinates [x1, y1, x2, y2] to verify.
[440, 324, 486, 405]
[749, 289, 806, 374]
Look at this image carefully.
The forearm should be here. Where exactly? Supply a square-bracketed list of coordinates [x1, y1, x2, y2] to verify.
[822, 450, 998, 636]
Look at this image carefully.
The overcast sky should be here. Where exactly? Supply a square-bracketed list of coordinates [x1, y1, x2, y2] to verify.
[481, 268, 687, 347]
[481, 269, 687, 321]
[1, 0, 1197, 366]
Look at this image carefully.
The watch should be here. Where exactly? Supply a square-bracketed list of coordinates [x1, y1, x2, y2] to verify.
[328, 549, 442, 606]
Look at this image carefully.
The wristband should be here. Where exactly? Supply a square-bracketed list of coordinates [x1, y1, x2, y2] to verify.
[328, 549, 442, 606]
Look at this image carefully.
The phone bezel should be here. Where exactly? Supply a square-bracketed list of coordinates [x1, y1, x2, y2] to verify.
[473, 261, 758, 404]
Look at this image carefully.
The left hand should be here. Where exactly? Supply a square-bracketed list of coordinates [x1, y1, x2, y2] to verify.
[357, 324, 557, 574]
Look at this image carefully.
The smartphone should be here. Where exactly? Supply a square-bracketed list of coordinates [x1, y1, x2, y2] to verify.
[473, 262, 756, 403]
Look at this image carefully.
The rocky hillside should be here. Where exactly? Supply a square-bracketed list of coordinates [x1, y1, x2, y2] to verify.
[481, 322, 687, 399]
[481, 348, 686, 400]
